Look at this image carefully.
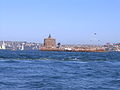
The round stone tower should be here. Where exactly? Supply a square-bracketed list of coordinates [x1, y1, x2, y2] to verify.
[44, 34, 56, 48]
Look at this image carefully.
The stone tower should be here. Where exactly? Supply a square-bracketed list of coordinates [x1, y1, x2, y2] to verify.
[44, 34, 56, 48]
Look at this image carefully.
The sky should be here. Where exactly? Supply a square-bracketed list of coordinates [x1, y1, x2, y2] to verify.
[0, 0, 120, 45]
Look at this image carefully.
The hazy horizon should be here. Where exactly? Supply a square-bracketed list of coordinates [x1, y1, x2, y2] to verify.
[0, 0, 120, 45]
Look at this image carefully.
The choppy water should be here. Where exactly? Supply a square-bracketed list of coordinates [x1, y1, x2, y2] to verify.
[0, 50, 120, 90]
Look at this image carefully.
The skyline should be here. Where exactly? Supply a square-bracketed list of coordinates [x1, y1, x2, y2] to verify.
[0, 0, 120, 44]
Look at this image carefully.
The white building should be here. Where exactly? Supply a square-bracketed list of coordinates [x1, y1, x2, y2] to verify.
[0, 41, 6, 49]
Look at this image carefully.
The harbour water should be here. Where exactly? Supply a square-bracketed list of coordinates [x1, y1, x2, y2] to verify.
[0, 50, 120, 90]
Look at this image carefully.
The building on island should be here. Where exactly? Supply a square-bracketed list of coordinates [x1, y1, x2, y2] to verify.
[44, 34, 56, 48]
[40, 34, 58, 51]
[40, 34, 106, 52]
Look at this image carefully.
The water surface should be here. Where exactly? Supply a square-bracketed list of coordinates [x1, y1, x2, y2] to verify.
[0, 50, 120, 90]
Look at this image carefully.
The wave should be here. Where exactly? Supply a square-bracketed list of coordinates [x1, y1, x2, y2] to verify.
[0, 50, 120, 61]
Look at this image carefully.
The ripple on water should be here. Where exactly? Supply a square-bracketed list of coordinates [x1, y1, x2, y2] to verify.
[0, 51, 120, 89]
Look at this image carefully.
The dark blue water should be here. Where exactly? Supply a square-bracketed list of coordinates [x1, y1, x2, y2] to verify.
[0, 50, 120, 90]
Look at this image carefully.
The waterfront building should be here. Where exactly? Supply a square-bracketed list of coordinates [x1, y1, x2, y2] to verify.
[0, 41, 41, 50]
[40, 35, 106, 52]
[43, 34, 56, 48]
[0, 41, 6, 50]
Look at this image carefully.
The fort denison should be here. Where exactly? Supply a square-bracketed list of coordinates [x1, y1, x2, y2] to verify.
[40, 35, 106, 52]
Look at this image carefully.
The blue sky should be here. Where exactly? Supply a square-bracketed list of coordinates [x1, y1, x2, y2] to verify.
[0, 0, 120, 44]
